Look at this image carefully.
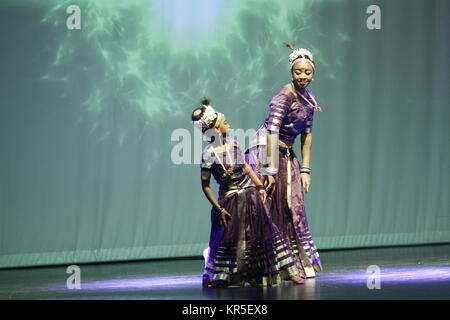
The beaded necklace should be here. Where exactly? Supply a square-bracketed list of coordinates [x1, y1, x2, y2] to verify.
[298, 90, 320, 111]
[210, 140, 234, 176]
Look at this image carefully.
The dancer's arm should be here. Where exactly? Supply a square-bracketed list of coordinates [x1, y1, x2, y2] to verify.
[300, 132, 312, 193]
[200, 168, 232, 227]
[243, 163, 267, 203]
[266, 130, 279, 174]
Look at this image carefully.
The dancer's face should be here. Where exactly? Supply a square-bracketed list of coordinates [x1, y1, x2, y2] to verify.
[214, 113, 230, 135]
[292, 60, 314, 89]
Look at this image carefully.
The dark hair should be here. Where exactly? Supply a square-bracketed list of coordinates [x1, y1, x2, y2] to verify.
[191, 98, 217, 133]
[284, 42, 296, 51]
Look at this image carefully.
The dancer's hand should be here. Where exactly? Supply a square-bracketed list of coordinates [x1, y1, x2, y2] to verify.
[264, 175, 276, 197]
[219, 210, 232, 228]
[259, 189, 267, 203]
[300, 173, 311, 193]
[314, 105, 323, 112]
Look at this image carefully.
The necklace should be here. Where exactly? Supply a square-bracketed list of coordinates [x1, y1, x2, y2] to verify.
[210, 141, 234, 176]
[298, 90, 320, 110]
[290, 83, 322, 112]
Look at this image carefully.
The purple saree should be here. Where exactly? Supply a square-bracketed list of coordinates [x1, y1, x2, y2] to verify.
[201, 138, 300, 286]
[246, 83, 323, 278]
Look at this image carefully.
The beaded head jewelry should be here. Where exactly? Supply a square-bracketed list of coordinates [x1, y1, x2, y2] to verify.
[285, 43, 322, 112]
[285, 44, 315, 71]
[192, 104, 218, 132]
[192, 102, 234, 177]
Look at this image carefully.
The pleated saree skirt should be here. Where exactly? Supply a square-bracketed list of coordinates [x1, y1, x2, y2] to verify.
[203, 182, 300, 287]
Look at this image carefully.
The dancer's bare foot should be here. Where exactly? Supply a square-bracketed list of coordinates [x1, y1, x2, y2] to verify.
[290, 276, 305, 285]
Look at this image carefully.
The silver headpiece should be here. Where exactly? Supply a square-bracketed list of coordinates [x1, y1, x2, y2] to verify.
[192, 105, 218, 131]
[289, 48, 315, 70]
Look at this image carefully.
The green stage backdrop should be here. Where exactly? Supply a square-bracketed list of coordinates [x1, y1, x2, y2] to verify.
[0, 0, 449, 269]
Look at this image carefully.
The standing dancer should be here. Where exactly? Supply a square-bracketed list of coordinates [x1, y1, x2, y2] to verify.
[246, 44, 323, 278]
[192, 99, 304, 288]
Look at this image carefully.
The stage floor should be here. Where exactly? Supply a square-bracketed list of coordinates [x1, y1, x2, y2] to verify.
[0, 244, 449, 300]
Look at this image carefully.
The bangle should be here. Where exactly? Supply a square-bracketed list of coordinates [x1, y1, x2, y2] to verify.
[300, 166, 311, 174]
[256, 185, 265, 191]
[216, 207, 225, 214]
[263, 167, 278, 175]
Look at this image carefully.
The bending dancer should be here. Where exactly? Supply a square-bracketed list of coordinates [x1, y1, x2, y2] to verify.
[246, 44, 323, 278]
[192, 99, 304, 288]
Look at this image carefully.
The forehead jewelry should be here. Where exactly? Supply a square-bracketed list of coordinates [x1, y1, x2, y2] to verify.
[289, 48, 315, 71]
